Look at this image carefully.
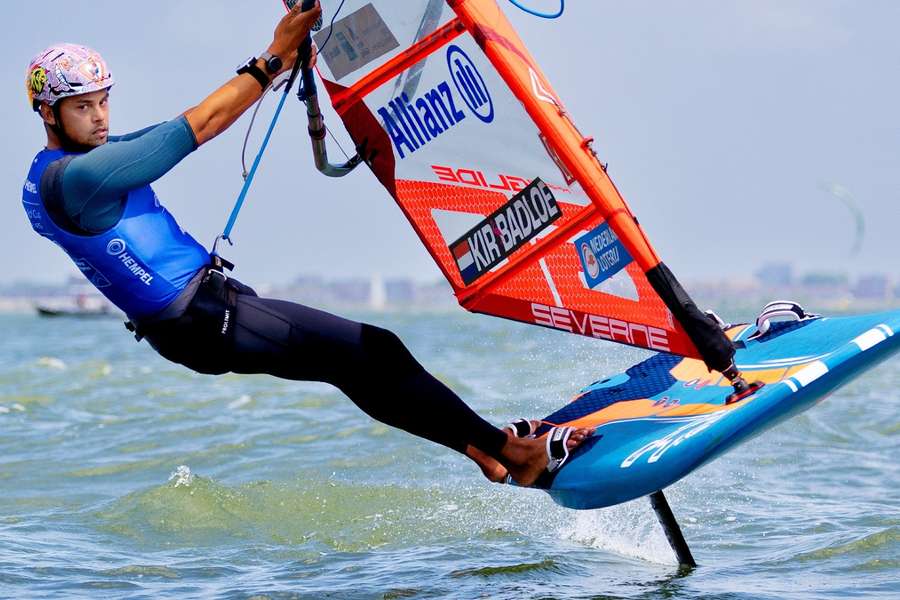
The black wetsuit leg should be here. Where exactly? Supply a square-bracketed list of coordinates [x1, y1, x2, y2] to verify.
[144, 285, 507, 459]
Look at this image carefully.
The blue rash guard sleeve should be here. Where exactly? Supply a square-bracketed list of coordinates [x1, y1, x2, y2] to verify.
[107, 122, 164, 143]
[50, 116, 198, 234]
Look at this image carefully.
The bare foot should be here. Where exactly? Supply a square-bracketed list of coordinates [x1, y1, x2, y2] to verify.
[466, 424, 594, 486]
[502, 426, 594, 487]
[465, 420, 540, 482]
[465, 445, 508, 482]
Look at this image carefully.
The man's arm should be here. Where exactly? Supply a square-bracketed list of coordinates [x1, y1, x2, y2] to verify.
[107, 122, 164, 143]
[184, 2, 321, 145]
[43, 2, 321, 234]
[48, 117, 198, 233]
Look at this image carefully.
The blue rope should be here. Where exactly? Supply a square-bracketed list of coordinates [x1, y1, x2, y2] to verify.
[507, 0, 564, 19]
[217, 0, 333, 251]
[219, 84, 291, 246]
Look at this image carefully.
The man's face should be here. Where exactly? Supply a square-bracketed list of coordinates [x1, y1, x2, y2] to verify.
[48, 89, 110, 147]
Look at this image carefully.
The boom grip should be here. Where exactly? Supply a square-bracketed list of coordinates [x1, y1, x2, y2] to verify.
[297, 0, 318, 97]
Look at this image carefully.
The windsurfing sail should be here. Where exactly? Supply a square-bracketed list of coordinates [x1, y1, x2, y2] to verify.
[310, 0, 734, 374]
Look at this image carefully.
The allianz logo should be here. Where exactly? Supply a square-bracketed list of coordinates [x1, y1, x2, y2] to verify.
[377, 44, 493, 159]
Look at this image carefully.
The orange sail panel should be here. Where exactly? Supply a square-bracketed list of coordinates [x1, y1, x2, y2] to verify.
[313, 0, 700, 359]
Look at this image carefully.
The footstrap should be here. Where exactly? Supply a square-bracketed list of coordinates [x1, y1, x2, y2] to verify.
[500, 425, 577, 487]
[504, 418, 537, 438]
[749, 300, 819, 340]
[545, 426, 574, 473]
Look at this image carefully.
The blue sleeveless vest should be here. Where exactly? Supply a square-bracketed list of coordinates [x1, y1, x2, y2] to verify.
[22, 148, 210, 319]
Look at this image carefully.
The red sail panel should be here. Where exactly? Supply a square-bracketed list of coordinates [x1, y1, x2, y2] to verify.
[314, 0, 700, 358]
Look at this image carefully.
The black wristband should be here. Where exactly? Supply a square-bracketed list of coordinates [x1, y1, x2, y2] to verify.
[236, 60, 269, 90]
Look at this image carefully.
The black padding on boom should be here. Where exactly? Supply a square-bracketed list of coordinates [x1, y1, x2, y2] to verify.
[646, 262, 735, 373]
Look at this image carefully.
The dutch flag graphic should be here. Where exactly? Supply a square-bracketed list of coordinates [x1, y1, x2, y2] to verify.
[453, 239, 478, 284]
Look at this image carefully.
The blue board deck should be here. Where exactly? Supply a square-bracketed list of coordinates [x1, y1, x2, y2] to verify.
[537, 310, 900, 509]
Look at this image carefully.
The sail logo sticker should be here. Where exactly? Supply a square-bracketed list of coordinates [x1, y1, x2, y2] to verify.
[574, 222, 633, 288]
[311, 3, 400, 80]
[447, 45, 493, 123]
[581, 243, 601, 278]
[531, 303, 671, 351]
[377, 45, 493, 159]
[529, 67, 560, 108]
[450, 178, 560, 285]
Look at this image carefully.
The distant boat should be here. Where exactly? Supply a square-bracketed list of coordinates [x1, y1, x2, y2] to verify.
[35, 305, 114, 319]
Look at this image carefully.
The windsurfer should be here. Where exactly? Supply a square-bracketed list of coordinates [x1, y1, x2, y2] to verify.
[21, 2, 592, 486]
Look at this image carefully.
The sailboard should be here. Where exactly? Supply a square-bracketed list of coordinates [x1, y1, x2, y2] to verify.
[538, 310, 900, 509]
[284, 0, 900, 565]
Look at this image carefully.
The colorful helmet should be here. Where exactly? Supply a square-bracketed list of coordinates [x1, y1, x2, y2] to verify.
[26, 43, 114, 111]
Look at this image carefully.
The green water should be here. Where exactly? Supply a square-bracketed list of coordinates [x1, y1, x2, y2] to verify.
[0, 311, 897, 598]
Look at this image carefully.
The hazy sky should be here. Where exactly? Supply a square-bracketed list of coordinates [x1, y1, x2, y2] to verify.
[4, 1, 898, 286]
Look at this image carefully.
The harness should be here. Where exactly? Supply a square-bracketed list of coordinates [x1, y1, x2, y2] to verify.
[124, 254, 239, 343]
